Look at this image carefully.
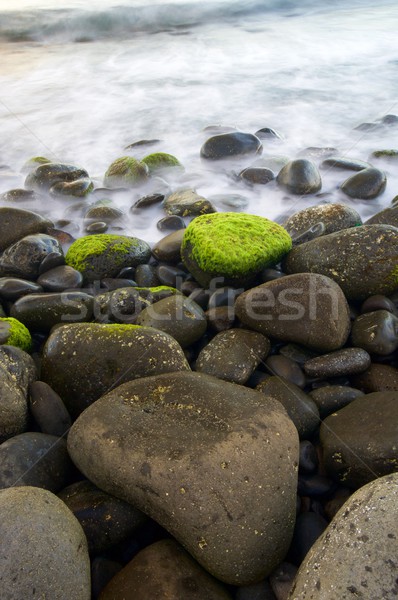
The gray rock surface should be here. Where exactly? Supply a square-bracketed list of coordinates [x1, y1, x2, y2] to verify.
[68, 371, 299, 585]
[288, 473, 398, 599]
[0, 486, 91, 599]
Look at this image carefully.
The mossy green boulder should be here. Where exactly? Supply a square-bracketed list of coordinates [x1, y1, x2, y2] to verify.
[181, 212, 292, 287]
[142, 152, 182, 173]
[0, 317, 32, 352]
[65, 234, 151, 282]
[103, 157, 148, 188]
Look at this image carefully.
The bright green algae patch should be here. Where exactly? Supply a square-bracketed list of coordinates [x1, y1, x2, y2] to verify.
[142, 152, 182, 172]
[65, 234, 151, 282]
[181, 212, 292, 286]
[0, 317, 32, 352]
[104, 156, 148, 188]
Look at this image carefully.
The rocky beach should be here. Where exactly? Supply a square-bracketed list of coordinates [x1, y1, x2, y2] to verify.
[1, 0, 398, 598]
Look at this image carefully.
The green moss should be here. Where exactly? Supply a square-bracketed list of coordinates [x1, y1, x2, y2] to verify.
[372, 149, 398, 159]
[104, 156, 148, 188]
[22, 156, 52, 172]
[142, 152, 182, 173]
[65, 234, 140, 273]
[181, 212, 292, 286]
[101, 323, 142, 333]
[0, 317, 32, 352]
[134, 286, 180, 294]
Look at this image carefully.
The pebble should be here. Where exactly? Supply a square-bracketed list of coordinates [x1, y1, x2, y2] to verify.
[156, 264, 187, 287]
[0, 364, 28, 443]
[0, 206, 53, 251]
[350, 309, 398, 355]
[37, 265, 83, 291]
[283, 203, 362, 238]
[200, 131, 262, 160]
[320, 156, 371, 171]
[276, 159, 322, 195]
[0, 276, 43, 300]
[0, 233, 63, 280]
[157, 214, 186, 231]
[303, 347, 371, 378]
[29, 380, 72, 436]
[265, 355, 306, 388]
[269, 562, 297, 600]
[86, 220, 108, 233]
[254, 126, 283, 140]
[239, 167, 275, 185]
[195, 328, 270, 384]
[340, 166, 387, 199]
[163, 189, 216, 217]
[134, 264, 160, 287]
[298, 440, 319, 474]
[206, 305, 236, 331]
[309, 385, 364, 418]
[360, 293, 397, 314]
[288, 512, 329, 567]
[151, 228, 184, 262]
[351, 363, 398, 392]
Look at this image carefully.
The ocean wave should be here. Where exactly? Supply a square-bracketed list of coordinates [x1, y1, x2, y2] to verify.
[0, 0, 356, 43]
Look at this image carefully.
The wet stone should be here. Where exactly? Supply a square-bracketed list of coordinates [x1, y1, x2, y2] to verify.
[25, 162, 90, 193]
[163, 189, 216, 217]
[0, 234, 63, 280]
[0, 486, 91, 600]
[288, 474, 398, 600]
[58, 480, 146, 555]
[321, 392, 398, 488]
[157, 214, 186, 231]
[29, 380, 72, 437]
[38, 250, 65, 274]
[130, 192, 164, 212]
[366, 205, 398, 227]
[360, 294, 397, 314]
[340, 167, 387, 199]
[351, 363, 398, 392]
[208, 286, 242, 309]
[257, 376, 320, 439]
[200, 131, 263, 160]
[309, 385, 364, 419]
[291, 222, 325, 246]
[351, 310, 398, 355]
[37, 265, 83, 291]
[208, 193, 249, 211]
[152, 228, 184, 263]
[0, 277, 43, 300]
[299, 440, 319, 474]
[10, 291, 94, 331]
[235, 273, 350, 352]
[136, 294, 207, 348]
[265, 355, 306, 388]
[289, 512, 329, 567]
[0, 432, 75, 492]
[0, 345, 37, 394]
[283, 203, 362, 238]
[99, 539, 232, 600]
[41, 323, 190, 417]
[0, 188, 44, 203]
[195, 328, 270, 384]
[50, 177, 93, 198]
[85, 221, 108, 233]
[205, 305, 236, 332]
[303, 348, 371, 379]
[276, 159, 322, 195]
[156, 264, 187, 288]
[297, 474, 336, 499]
[320, 156, 371, 171]
[254, 127, 283, 141]
[100, 278, 137, 291]
[67, 371, 299, 585]
[85, 204, 124, 223]
[239, 167, 275, 185]
[0, 364, 28, 443]
[283, 225, 398, 301]
[134, 264, 160, 287]
[0, 206, 53, 252]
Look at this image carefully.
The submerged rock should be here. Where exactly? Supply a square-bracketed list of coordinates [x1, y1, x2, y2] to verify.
[276, 159, 321, 195]
[25, 162, 90, 193]
[68, 371, 299, 585]
[283, 203, 362, 238]
[200, 132, 262, 160]
[340, 167, 386, 199]
[103, 156, 148, 188]
[0, 207, 53, 252]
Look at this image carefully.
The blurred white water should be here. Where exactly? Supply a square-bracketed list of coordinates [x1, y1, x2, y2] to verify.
[0, 0, 397, 242]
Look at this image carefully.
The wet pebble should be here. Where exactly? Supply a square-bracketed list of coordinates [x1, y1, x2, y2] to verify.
[29, 380, 72, 437]
[351, 363, 398, 392]
[0, 277, 43, 300]
[200, 131, 262, 160]
[239, 167, 275, 185]
[157, 214, 186, 231]
[303, 347, 371, 378]
[205, 305, 236, 331]
[156, 264, 187, 288]
[86, 221, 108, 233]
[265, 355, 306, 388]
[163, 188, 216, 217]
[288, 512, 329, 567]
[320, 156, 371, 171]
[299, 440, 319, 474]
[351, 309, 398, 355]
[340, 167, 386, 199]
[276, 159, 322, 195]
[269, 562, 298, 600]
[309, 385, 364, 418]
[37, 265, 83, 291]
[0, 234, 63, 280]
[151, 228, 184, 262]
[360, 294, 397, 314]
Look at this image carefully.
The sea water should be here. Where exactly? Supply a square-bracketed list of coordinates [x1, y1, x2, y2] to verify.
[0, 0, 397, 242]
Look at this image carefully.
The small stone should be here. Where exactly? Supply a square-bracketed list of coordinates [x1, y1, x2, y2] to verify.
[0, 344, 37, 394]
[351, 310, 398, 355]
[289, 513, 328, 567]
[303, 348, 371, 378]
[0, 207, 53, 252]
[340, 167, 386, 199]
[164, 189, 216, 217]
[254, 127, 283, 141]
[103, 157, 148, 188]
[37, 265, 83, 291]
[136, 294, 207, 348]
[0, 233, 63, 280]
[130, 192, 165, 212]
[29, 381, 72, 436]
[152, 228, 184, 262]
[239, 167, 275, 185]
[320, 156, 371, 171]
[0, 432, 74, 492]
[309, 386, 364, 419]
[351, 363, 398, 392]
[99, 539, 232, 600]
[86, 221, 108, 233]
[265, 355, 306, 388]
[85, 204, 124, 223]
[366, 205, 398, 227]
[195, 328, 270, 384]
[134, 264, 160, 287]
[0, 364, 28, 443]
[50, 177, 93, 198]
[0, 277, 43, 300]
[25, 162, 90, 193]
[276, 160, 321, 195]
[157, 215, 186, 231]
[283, 203, 362, 238]
[38, 250, 65, 274]
[200, 132, 262, 160]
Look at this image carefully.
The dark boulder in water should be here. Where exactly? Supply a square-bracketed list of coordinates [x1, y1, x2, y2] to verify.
[276, 159, 321, 195]
[200, 132, 262, 160]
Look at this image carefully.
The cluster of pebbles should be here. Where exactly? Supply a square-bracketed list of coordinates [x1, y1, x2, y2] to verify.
[0, 124, 398, 599]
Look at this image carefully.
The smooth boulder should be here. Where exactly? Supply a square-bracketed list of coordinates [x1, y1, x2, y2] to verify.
[68, 371, 299, 585]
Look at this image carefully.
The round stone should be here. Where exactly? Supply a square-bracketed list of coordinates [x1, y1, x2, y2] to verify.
[303, 348, 371, 378]
[276, 159, 322, 195]
[340, 167, 387, 199]
[0, 207, 53, 252]
[200, 132, 262, 160]
[0, 234, 63, 280]
[37, 265, 83, 291]
[283, 203, 362, 238]
[181, 212, 292, 288]
[103, 156, 148, 188]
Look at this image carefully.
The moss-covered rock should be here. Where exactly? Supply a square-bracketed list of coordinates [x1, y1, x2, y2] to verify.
[103, 157, 148, 188]
[25, 163, 90, 192]
[181, 212, 292, 287]
[50, 178, 93, 198]
[0, 317, 32, 352]
[142, 152, 183, 173]
[65, 234, 151, 282]
[163, 189, 216, 218]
